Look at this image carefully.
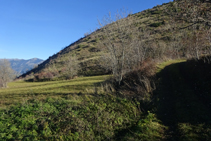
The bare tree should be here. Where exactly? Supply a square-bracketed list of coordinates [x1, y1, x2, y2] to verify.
[65, 56, 80, 79]
[163, 1, 185, 59]
[0, 59, 15, 88]
[205, 28, 211, 55]
[133, 30, 151, 63]
[193, 30, 201, 60]
[98, 10, 142, 85]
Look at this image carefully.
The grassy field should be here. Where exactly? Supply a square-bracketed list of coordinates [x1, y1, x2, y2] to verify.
[0, 75, 109, 109]
[0, 75, 143, 140]
[1, 59, 211, 140]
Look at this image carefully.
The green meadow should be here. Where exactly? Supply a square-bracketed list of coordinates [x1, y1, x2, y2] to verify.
[1, 60, 211, 140]
[0, 75, 109, 109]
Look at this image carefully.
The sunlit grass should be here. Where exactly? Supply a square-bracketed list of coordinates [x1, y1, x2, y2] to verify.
[0, 75, 109, 109]
[156, 59, 186, 73]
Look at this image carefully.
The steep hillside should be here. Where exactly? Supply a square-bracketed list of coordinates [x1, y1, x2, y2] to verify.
[7, 58, 43, 75]
[19, 0, 211, 81]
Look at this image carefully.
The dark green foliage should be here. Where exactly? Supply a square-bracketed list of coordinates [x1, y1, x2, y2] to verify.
[123, 112, 166, 140]
[150, 22, 163, 27]
[151, 10, 162, 15]
[90, 38, 99, 43]
[0, 96, 140, 140]
[88, 47, 101, 52]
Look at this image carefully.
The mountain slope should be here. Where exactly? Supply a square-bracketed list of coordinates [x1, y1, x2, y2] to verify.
[7, 58, 43, 74]
[19, 0, 211, 81]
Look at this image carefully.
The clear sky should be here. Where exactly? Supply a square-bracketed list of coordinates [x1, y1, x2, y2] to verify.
[0, 0, 170, 60]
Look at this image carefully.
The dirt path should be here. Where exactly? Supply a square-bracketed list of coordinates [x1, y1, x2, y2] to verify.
[154, 62, 211, 140]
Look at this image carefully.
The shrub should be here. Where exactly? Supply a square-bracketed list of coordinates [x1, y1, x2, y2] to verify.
[118, 59, 156, 100]
[150, 22, 163, 27]
[34, 71, 55, 81]
[89, 47, 101, 52]
[78, 44, 85, 48]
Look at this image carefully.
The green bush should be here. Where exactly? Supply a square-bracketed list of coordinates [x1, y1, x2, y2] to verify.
[150, 22, 163, 27]
[78, 44, 85, 48]
[151, 10, 162, 15]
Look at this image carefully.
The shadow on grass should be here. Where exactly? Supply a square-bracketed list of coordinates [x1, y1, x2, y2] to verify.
[153, 61, 211, 140]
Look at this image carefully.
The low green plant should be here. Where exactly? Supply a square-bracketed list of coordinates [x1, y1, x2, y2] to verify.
[123, 111, 166, 140]
[178, 123, 211, 141]
[0, 95, 140, 140]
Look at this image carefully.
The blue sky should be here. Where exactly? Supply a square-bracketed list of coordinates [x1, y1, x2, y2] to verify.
[0, 0, 170, 60]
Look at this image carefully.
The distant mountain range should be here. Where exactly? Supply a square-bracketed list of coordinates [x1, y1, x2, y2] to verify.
[3, 58, 43, 75]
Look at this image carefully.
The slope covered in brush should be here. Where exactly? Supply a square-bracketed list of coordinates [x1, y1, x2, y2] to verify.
[19, 0, 211, 81]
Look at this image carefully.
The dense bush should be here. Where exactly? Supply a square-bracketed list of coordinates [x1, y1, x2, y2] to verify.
[34, 71, 55, 81]
[116, 59, 156, 100]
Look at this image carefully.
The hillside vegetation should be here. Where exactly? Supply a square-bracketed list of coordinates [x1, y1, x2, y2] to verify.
[1, 0, 211, 140]
[1, 58, 211, 140]
[19, 0, 211, 81]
